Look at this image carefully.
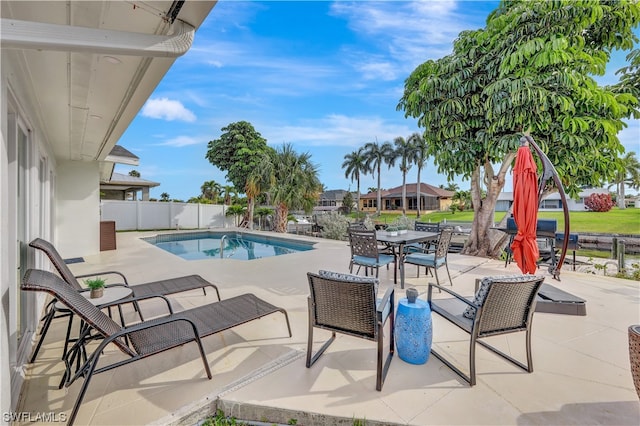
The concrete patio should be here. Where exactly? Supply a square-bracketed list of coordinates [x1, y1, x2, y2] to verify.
[16, 230, 640, 425]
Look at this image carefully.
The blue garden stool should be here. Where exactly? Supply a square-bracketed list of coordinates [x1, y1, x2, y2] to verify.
[395, 296, 432, 364]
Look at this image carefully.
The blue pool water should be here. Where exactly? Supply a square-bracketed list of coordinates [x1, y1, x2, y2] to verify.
[143, 232, 314, 261]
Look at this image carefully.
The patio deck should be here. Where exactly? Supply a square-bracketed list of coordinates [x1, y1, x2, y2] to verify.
[17, 230, 640, 425]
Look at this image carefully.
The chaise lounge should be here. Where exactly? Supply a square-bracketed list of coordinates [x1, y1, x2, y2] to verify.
[22, 268, 292, 426]
[29, 237, 221, 362]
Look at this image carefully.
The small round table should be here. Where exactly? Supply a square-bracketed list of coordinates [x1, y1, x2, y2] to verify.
[395, 297, 432, 365]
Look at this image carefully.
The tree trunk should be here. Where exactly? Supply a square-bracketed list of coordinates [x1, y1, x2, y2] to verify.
[274, 203, 289, 233]
[461, 156, 514, 258]
[618, 181, 626, 209]
[242, 197, 255, 229]
[401, 172, 407, 215]
[416, 168, 422, 218]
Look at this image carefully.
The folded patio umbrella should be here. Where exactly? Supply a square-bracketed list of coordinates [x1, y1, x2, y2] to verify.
[510, 141, 540, 274]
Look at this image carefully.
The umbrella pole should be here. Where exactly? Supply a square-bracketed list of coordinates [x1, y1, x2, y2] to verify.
[522, 135, 570, 280]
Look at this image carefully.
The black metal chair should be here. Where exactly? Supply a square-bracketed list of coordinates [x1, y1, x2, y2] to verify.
[306, 271, 395, 391]
[427, 274, 545, 386]
[348, 229, 397, 283]
[404, 228, 454, 286]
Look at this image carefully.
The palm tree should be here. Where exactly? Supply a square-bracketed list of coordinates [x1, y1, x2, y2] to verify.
[341, 148, 369, 213]
[363, 140, 395, 215]
[221, 185, 236, 205]
[389, 136, 416, 215]
[128, 170, 140, 178]
[408, 132, 428, 218]
[244, 151, 273, 229]
[160, 192, 170, 202]
[200, 180, 221, 202]
[610, 151, 640, 209]
[269, 143, 321, 233]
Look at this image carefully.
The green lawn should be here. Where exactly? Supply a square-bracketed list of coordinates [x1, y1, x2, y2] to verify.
[356, 207, 640, 235]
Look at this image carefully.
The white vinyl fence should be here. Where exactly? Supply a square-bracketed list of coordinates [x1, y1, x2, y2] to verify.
[101, 200, 235, 231]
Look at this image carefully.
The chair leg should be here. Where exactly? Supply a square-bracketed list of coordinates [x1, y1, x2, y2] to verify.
[444, 263, 453, 286]
[306, 329, 337, 368]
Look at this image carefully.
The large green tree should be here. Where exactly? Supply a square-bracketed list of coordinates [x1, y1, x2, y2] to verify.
[342, 148, 369, 212]
[363, 141, 395, 215]
[268, 143, 322, 233]
[205, 121, 270, 228]
[399, 0, 639, 257]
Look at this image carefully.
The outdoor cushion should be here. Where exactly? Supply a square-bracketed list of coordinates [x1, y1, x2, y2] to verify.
[403, 252, 444, 267]
[463, 274, 544, 319]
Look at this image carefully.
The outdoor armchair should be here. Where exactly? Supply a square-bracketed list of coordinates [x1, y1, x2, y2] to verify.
[404, 228, 453, 286]
[427, 274, 544, 386]
[347, 228, 397, 283]
[28, 238, 221, 363]
[306, 271, 394, 391]
[22, 268, 291, 426]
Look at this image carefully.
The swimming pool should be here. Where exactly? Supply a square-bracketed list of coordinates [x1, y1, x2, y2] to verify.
[142, 231, 315, 261]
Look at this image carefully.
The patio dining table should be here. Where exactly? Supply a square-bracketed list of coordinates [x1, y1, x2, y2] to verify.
[376, 230, 439, 289]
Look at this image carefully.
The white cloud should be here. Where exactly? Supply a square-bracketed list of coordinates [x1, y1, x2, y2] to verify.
[260, 114, 416, 148]
[157, 135, 204, 147]
[142, 98, 196, 122]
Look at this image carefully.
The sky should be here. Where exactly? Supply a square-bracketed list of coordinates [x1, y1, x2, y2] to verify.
[115, 0, 640, 201]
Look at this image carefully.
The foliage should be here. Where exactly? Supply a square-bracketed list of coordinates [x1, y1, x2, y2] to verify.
[200, 409, 248, 426]
[363, 141, 395, 215]
[398, 0, 640, 257]
[341, 191, 355, 214]
[128, 170, 140, 178]
[584, 193, 615, 212]
[609, 151, 640, 209]
[316, 212, 350, 240]
[408, 132, 429, 218]
[201, 180, 221, 202]
[160, 192, 170, 202]
[390, 214, 415, 230]
[268, 143, 322, 233]
[225, 204, 246, 227]
[84, 277, 105, 290]
[342, 148, 369, 212]
[389, 136, 417, 214]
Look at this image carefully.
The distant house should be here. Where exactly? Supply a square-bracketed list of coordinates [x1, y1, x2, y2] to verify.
[314, 189, 357, 212]
[496, 187, 611, 212]
[360, 183, 454, 212]
[100, 172, 160, 201]
[99, 145, 159, 201]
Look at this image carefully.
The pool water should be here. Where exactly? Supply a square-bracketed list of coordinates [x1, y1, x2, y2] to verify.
[143, 232, 314, 261]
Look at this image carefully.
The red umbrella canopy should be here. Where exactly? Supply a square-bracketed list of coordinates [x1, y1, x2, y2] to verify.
[510, 143, 539, 274]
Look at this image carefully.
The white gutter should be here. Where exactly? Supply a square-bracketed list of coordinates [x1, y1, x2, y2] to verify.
[0, 18, 195, 57]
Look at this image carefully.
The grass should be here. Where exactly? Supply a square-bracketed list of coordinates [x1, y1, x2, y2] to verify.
[354, 207, 640, 235]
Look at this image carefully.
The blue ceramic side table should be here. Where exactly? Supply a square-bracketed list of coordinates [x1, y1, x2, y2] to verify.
[395, 296, 432, 364]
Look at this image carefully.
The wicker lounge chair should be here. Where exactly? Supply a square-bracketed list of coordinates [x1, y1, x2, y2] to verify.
[427, 275, 544, 386]
[306, 271, 394, 391]
[28, 238, 221, 363]
[22, 268, 292, 426]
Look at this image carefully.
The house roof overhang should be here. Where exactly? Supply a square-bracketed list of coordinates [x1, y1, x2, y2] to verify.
[1, 1, 216, 180]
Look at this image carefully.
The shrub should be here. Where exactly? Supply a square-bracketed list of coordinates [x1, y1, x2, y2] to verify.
[584, 193, 614, 212]
[317, 212, 350, 240]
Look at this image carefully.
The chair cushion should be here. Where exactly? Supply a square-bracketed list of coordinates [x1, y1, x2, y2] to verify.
[318, 270, 379, 295]
[404, 252, 441, 267]
[462, 274, 543, 319]
[352, 254, 395, 267]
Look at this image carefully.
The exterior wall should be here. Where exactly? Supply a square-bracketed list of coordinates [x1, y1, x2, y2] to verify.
[496, 188, 609, 212]
[56, 160, 101, 258]
[100, 200, 233, 230]
[1, 53, 55, 415]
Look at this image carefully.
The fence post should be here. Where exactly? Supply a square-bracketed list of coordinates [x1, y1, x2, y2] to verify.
[617, 240, 626, 272]
[611, 236, 618, 259]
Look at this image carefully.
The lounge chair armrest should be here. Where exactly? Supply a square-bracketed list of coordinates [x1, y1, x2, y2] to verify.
[428, 283, 477, 308]
[75, 271, 130, 286]
[97, 294, 174, 315]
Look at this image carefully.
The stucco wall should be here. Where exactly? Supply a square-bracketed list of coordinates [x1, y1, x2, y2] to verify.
[56, 160, 101, 258]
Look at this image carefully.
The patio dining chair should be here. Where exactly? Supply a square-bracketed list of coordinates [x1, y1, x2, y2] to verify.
[404, 221, 441, 255]
[28, 238, 221, 363]
[306, 271, 395, 391]
[404, 228, 453, 286]
[22, 268, 292, 426]
[348, 228, 397, 283]
[427, 274, 545, 386]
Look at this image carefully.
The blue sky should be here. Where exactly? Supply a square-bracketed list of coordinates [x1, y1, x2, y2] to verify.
[115, 0, 639, 201]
